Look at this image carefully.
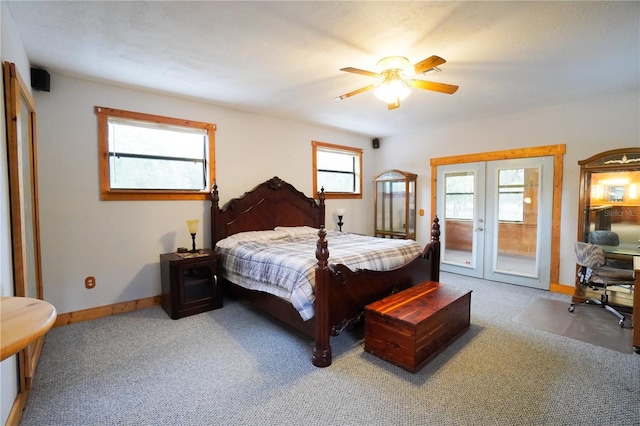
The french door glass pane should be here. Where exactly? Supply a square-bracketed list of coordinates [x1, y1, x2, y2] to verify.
[494, 167, 539, 275]
[443, 171, 474, 267]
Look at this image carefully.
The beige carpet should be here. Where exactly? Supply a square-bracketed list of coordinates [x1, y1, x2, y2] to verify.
[513, 298, 634, 354]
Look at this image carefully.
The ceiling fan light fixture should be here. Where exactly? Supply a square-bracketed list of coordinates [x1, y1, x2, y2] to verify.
[335, 54, 457, 108]
[373, 78, 411, 104]
[375, 56, 414, 77]
[373, 56, 414, 104]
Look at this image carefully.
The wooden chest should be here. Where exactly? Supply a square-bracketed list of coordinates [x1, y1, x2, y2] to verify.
[364, 281, 471, 372]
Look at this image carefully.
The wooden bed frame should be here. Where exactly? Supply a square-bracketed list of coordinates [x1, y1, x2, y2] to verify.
[210, 176, 441, 367]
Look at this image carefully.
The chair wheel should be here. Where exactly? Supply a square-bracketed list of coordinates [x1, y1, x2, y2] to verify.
[568, 305, 575, 313]
[619, 319, 625, 327]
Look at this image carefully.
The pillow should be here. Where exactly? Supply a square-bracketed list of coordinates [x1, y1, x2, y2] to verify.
[273, 226, 319, 237]
[215, 229, 289, 249]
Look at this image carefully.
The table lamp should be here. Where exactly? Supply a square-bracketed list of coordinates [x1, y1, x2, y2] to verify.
[336, 208, 346, 232]
[186, 219, 199, 252]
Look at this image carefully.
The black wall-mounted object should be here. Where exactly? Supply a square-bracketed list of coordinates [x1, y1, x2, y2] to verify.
[30, 68, 50, 92]
[372, 138, 380, 149]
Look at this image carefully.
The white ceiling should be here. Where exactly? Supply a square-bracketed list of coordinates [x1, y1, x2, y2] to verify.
[5, 1, 640, 138]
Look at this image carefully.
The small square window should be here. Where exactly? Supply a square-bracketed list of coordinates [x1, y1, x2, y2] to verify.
[312, 141, 362, 199]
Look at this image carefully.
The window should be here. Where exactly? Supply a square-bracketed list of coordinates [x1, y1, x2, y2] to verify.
[95, 106, 216, 200]
[312, 141, 362, 199]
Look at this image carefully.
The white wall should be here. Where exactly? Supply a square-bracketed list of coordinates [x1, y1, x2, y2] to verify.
[1, 1, 33, 422]
[374, 89, 640, 286]
[34, 74, 372, 315]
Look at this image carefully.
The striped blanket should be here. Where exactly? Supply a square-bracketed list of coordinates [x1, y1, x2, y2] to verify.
[216, 230, 423, 320]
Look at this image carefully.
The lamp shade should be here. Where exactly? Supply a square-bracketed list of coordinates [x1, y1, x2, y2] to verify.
[374, 79, 411, 104]
[336, 208, 346, 216]
[186, 219, 199, 235]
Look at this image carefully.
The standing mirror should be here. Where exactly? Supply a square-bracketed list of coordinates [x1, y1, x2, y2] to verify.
[3, 61, 44, 391]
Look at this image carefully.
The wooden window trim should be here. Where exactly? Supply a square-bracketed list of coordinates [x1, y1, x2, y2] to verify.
[312, 140, 363, 199]
[95, 106, 216, 201]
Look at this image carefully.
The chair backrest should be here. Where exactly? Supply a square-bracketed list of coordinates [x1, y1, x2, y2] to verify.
[574, 242, 606, 269]
[588, 230, 619, 246]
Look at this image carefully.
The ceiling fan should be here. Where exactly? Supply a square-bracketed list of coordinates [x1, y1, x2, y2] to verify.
[334, 55, 459, 110]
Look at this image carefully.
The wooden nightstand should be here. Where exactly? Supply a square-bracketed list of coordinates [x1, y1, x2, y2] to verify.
[160, 249, 222, 319]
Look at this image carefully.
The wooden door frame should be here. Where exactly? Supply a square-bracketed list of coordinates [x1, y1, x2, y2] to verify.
[430, 144, 568, 294]
[3, 61, 45, 424]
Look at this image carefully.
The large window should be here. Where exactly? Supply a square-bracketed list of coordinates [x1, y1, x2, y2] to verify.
[95, 106, 216, 200]
[312, 141, 362, 199]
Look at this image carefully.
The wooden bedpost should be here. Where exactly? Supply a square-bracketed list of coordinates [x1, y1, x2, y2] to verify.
[317, 187, 326, 228]
[211, 183, 219, 246]
[430, 215, 441, 283]
[313, 227, 331, 367]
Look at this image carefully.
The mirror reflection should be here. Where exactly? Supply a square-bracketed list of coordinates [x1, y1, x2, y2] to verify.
[585, 170, 640, 253]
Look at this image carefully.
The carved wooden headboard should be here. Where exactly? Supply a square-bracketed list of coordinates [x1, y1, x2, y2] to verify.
[210, 176, 326, 245]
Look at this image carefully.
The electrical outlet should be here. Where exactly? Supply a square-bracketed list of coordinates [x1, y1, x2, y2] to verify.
[85, 276, 96, 289]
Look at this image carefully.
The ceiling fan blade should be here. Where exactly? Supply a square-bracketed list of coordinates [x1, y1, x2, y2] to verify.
[340, 67, 380, 78]
[334, 84, 376, 101]
[413, 55, 446, 74]
[410, 79, 459, 94]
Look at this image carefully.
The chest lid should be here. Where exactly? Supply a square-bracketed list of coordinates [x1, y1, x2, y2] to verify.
[365, 281, 471, 326]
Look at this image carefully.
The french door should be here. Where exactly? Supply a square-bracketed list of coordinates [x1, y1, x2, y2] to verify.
[436, 157, 554, 289]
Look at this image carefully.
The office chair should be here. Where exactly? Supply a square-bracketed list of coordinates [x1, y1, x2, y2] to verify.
[569, 242, 635, 327]
[589, 231, 632, 269]
[589, 230, 619, 246]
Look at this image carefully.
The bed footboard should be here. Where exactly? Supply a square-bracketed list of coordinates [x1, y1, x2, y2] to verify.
[312, 217, 441, 367]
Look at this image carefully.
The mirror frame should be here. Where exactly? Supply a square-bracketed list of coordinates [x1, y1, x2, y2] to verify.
[574, 147, 640, 304]
[3, 61, 44, 393]
[577, 147, 640, 244]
